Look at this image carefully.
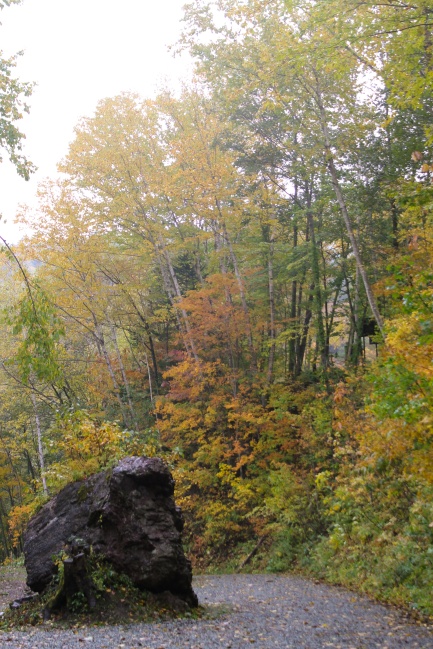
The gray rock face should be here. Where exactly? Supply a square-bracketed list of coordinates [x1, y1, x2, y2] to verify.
[23, 456, 197, 606]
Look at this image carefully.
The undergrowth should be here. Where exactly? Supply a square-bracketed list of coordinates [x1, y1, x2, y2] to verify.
[1, 560, 202, 631]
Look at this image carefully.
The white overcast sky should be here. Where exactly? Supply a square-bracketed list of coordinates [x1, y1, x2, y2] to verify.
[0, 0, 192, 241]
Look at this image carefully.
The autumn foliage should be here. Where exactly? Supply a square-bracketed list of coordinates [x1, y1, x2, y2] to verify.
[0, 0, 433, 616]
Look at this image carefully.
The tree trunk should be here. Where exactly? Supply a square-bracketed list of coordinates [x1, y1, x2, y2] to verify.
[219, 213, 257, 369]
[93, 317, 129, 425]
[110, 322, 138, 429]
[267, 230, 276, 386]
[288, 224, 298, 375]
[296, 286, 314, 375]
[30, 391, 48, 497]
[45, 552, 96, 617]
[316, 96, 385, 339]
[306, 208, 327, 368]
[0, 498, 11, 557]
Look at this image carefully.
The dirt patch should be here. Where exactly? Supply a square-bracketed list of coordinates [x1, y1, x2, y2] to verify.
[0, 564, 27, 611]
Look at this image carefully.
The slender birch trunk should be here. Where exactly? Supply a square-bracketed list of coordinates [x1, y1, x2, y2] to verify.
[315, 89, 385, 339]
[219, 217, 257, 370]
[159, 235, 200, 362]
[30, 391, 48, 497]
[110, 322, 138, 429]
[93, 317, 129, 425]
[214, 226, 239, 395]
[135, 207, 200, 362]
[288, 224, 298, 375]
[306, 209, 328, 368]
[267, 231, 276, 386]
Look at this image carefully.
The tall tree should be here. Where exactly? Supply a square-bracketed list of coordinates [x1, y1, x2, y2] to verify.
[181, 0, 388, 341]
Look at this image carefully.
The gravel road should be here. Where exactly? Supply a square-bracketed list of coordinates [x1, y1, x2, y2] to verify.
[1, 574, 432, 648]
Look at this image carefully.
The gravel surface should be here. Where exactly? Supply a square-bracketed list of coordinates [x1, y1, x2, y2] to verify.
[1, 574, 433, 648]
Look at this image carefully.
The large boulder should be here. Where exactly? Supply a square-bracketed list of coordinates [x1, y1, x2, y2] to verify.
[23, 456, 197, 607]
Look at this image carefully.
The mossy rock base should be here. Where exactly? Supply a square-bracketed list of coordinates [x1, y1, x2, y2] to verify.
[1, 561, 201, 631]
[2, 582, 201, 630]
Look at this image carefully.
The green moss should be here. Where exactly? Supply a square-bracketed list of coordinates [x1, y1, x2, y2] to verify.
[76, 484, 89, 503]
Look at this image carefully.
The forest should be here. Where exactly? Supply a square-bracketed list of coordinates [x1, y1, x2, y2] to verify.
[1, 0, 433, 616]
